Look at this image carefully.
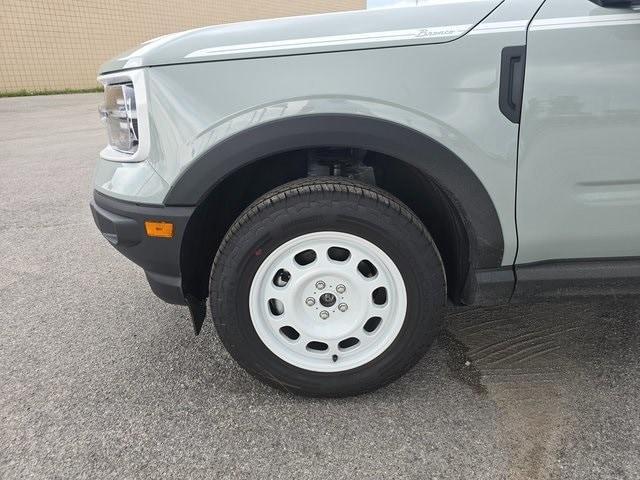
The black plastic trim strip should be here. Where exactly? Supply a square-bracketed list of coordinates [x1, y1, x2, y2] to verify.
[589, 0, 640, 7]
[512, 257, 640, 302]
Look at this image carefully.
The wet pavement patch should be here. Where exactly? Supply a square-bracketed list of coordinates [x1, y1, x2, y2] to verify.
[439, 329, 487, 395]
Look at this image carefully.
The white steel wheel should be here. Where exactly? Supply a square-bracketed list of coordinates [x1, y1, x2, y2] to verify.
[249, 231, 407, 372]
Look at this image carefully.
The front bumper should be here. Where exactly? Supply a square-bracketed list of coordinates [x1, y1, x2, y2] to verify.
[90, 190, 195, 305]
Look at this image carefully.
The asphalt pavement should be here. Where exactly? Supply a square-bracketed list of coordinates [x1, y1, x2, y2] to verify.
[1, 93, 638, 479]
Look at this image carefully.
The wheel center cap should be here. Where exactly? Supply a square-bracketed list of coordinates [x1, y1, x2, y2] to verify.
[319, 292, 337, 307]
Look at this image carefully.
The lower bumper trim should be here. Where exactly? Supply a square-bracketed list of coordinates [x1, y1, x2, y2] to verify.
[145, 271, 186, 305]
[90, 191, 195, 306]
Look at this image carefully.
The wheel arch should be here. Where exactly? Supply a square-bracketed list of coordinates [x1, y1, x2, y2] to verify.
[170, 114, 505, 305]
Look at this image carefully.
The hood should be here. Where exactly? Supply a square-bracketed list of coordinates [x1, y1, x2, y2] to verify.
[99, 0, 502, 75]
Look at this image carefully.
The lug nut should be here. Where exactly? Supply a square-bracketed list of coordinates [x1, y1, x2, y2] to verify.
[336, 284, 346, 294]
[338, 303, 348, 312]
[305, 297, 315, 306]
[315, 281, 326, 290]
[319, 310, 330, 320]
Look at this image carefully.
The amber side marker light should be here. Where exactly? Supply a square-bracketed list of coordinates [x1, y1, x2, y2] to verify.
[145, 221, 174, 239]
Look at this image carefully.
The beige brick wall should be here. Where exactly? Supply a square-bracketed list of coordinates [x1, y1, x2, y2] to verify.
[0, 0, 365, 94]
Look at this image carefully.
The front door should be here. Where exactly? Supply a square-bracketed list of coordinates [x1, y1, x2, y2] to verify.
[516, 0, 640, 265]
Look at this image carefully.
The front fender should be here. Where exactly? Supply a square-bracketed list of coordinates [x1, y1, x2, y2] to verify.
[165, 113, 504, 271]
[143, 24, 523, 268]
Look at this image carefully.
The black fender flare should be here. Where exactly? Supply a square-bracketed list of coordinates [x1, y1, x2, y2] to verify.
[165, 114, 504, 270]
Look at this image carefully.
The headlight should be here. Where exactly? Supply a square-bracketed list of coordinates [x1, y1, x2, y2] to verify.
[99, 83, 138, 154]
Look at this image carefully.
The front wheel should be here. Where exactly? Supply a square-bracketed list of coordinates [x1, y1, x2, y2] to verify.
[210, 178, 446, 397]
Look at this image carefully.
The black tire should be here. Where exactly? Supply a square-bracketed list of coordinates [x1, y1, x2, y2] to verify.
[210, 177, 446, 397]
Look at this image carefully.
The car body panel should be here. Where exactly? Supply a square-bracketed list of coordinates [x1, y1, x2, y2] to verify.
[93, 158, 169, 204]
[517, 0, 640, 263]
[94, 0, 549, 267]
[99, 0, 505, 74]
[139, 1, 547, 267]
